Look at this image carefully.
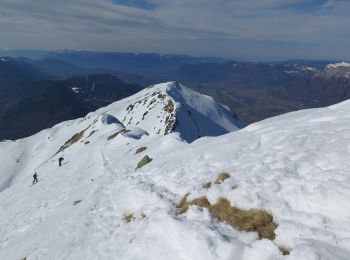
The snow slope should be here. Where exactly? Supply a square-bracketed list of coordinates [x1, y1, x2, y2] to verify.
[1, 85, 350, 259]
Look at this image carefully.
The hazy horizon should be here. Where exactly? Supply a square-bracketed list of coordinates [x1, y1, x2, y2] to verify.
[0, 48, 348, 63]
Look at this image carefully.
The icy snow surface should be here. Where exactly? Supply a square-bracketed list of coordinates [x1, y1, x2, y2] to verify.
[1, 82, 350, 260]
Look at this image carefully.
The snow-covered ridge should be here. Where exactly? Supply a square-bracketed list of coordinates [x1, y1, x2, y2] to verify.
[1, 86, 350, 259]
[321, 62, 350, 79]
[103, 81, 244, 142]
[326, 61, 350, 69]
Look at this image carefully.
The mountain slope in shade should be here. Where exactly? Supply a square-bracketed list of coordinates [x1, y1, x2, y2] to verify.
[0, 72, 144, 140]
[0, 57, 47, 102]
[0, 84, 91, 140]
[1, 85, 350, 259]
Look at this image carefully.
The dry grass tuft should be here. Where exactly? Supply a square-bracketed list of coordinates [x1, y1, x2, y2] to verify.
[136, 155, 153, 170]
[107, 129, 127, 141]
[176, 193, 190, 215]
[176, 195, 277, 240]
[176, 195, 210, 214]
[215, 172, 231, 184]
[56, 129, 86, 154]
[73, 200, 82, 206]
[191, 196, 211, 208]
[279, 247, 290, 256]
[87, 130, 97, 138]
[164, 99, 175, 113]
[107, 132, 119, 141]
[135, 147, 147, 154]
[124, 214, 135, 223]
[210, 198, 276, 240]
[202, 182, 212, 189]
[164, 115, 176, 135]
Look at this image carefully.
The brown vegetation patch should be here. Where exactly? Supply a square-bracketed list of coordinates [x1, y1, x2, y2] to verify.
[73, 200, 82, 206]
[191, 196, 211, 208]
[176, 196, 276, 240]
[279, 247, 290, 256]
[157, 93, 166, 99]
[56, 129, 86, 154]
[124, 214, 135, 223]
[164, 116, 176, 135]
[215, 172, 231, 184]
[202, 182, 212, 189]
[136, 155, 153, 170]
[210, 198, 277, 240]
[164, 99, 175, 113]
[87, 130, 97, 138]
[176, 193, 190, 215]
[135, 146, 147, 154]
[107, 129, 127, 140]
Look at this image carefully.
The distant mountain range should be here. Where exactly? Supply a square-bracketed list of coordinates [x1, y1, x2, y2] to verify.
[171, 61, 350, 122]
[0, 50, 224, 78]
[1, 51, 350, 139]
[0, 57, 143, 140]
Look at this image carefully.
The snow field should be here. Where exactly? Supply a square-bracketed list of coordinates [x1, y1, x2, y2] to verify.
[0, 82, 350, 259]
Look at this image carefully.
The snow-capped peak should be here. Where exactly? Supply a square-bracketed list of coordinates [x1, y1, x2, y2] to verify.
[326, 61, 350, 69]
[102, 81, 244, 142]
[321, 62, 350, 79]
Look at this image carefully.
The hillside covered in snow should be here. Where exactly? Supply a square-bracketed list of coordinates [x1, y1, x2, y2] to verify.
[0, 82, 350, 260]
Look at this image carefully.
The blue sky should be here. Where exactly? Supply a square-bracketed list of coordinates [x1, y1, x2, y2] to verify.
[282, 0, 329, 13]
[0, 0, 349, 60]
[113, 0, 157, 10]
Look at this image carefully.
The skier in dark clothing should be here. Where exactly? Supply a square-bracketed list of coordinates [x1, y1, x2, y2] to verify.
[59, 157, 64, 167]
[32, 172, 38, 185]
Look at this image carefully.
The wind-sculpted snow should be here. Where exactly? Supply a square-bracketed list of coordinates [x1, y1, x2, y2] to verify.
[1, 84, 350, 259]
